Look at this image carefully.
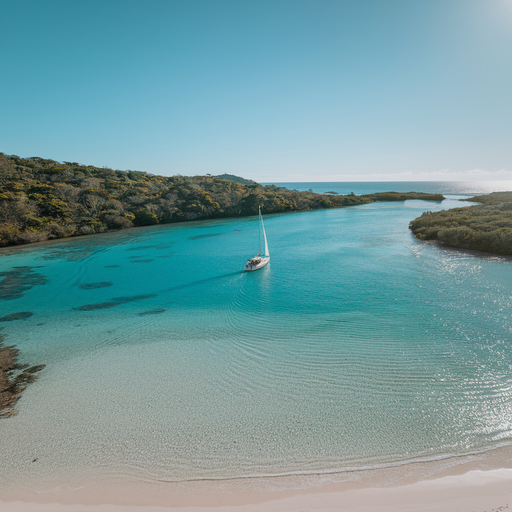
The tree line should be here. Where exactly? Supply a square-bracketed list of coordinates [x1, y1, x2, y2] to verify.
[0, 152, 443, 247]
[409, 192, 512, 255]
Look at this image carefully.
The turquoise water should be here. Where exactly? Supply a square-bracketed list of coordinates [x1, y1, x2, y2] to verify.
[0, 185, 511, 489]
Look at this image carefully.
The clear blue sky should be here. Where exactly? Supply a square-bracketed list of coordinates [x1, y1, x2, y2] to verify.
[1, 0, 511, 182]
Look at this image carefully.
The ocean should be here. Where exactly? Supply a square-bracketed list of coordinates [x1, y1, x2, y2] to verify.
[265, 180, 512, 195]
[0, 181, 511, 492]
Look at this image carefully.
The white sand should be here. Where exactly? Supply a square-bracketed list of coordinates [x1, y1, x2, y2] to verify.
[0, 469, 511, 512]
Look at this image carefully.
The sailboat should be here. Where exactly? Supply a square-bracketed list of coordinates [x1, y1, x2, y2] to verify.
[244, 206, 270, 271]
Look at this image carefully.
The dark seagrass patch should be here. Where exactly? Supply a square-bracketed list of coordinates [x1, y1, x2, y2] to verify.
[0, 312, 34, 322]
[112, 294, 157, 303]
[126, 243, 173, 251]
[79, 282, 113, 290]
[138, 309, 166, 316]
[188, 233, 222, 240]
[73, 302, 121, 311]
[41, 247, 95, 261]
[0, 267, 48, 300]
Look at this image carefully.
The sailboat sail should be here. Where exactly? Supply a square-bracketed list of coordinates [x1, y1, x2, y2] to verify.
[261, 215, 269, 257]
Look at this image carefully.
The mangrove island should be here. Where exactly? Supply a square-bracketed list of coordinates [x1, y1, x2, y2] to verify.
[409, 191, 512, 255]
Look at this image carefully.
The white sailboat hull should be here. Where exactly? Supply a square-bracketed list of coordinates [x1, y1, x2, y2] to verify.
[244, 206, 270, 272]
[244, 257, 270, 272]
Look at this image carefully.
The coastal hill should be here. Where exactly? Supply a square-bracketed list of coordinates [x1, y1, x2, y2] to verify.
[0, 152, 443, 247]
[216, 173, 258, 185]
[409, 191, 512, 255]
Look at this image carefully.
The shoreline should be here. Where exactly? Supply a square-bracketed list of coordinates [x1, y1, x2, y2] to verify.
[1, 472, 511, 512]
[0, 444, 511, 510]
[0, 190, 443, 251]
[0, 150, 447, 251]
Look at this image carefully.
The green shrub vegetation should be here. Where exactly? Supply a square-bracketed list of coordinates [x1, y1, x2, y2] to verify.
[215, 174, 258, 185]
[409, 192, 512, 255]
[0, 152, 444, 247]
[465, 191, 512, 205]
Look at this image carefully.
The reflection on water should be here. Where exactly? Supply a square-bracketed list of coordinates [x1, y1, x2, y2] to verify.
[162, 270, 243, 295]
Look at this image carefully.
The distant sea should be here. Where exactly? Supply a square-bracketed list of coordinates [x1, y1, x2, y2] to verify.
[263, 180, 512, 196]
[0, 181, 511, 494]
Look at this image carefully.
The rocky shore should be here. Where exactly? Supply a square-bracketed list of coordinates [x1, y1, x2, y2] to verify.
[0, 335, 45, 417]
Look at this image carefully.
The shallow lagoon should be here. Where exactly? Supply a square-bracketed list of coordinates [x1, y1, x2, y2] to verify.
[0, 190, 511, 490]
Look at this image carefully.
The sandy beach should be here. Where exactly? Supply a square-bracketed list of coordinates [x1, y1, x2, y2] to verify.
[0, 468, 511, 512]
[1, 445, 511, 512]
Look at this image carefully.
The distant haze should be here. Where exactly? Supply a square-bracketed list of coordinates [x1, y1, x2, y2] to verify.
[1, 0, 511, 182]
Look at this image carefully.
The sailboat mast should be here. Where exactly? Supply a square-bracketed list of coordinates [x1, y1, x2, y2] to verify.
[258, 206, 261, 256]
